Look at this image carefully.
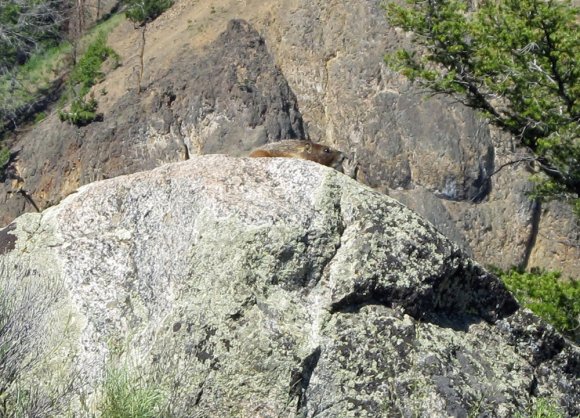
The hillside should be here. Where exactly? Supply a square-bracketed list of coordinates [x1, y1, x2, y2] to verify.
[0, 0, 578, 278]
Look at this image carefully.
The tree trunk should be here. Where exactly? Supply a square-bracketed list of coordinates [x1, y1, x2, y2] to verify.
[138, 23, 146, 94]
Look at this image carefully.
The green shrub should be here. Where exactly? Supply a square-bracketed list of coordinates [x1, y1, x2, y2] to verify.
[58, 94, 101, 126]
[498, 268, 579, 343]
[60, 31, 118, 126]
[124, 0, 174, 24]
[69, 31, 119, 97]
[100, 368, 165, 418]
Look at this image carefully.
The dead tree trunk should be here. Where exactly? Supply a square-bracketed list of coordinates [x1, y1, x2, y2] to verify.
[137, 23, 146, 93]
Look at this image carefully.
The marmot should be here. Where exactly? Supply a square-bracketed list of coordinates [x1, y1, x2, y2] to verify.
[249, 140, 345, 171]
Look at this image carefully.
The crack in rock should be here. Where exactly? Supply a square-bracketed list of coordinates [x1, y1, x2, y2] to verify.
[289, 346, 322, 414]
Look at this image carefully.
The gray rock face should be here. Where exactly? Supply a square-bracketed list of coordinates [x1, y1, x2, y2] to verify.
[165, 19, 306, 156]
[258, 1, 493, 198]
[1, 155, 577, 417]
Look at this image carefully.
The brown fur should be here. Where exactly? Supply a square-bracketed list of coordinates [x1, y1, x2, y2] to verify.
[249, 140, 345, 170]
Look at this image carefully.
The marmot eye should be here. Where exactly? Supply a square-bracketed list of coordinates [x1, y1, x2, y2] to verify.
[324, 148, 330, 153]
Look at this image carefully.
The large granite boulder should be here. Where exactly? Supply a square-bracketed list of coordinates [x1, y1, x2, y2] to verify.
[0, 155, 577, 417]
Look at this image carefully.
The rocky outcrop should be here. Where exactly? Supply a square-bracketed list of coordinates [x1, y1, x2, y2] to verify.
[0, 155, 577, 417]
[1, 1, 578, 277]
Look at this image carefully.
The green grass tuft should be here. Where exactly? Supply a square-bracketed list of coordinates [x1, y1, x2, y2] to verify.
[515, 398, 565, 418]
[0, 146, 9, 169]
[498, 268, 579, 343]
[100, 368, 165, 418]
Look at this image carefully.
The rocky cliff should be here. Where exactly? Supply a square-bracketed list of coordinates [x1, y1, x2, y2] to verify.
[1, 0, 578, 277]
[0, 155, 577, 417]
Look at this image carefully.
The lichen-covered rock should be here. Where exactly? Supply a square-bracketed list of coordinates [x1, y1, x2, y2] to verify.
[0, 155, 577, 417]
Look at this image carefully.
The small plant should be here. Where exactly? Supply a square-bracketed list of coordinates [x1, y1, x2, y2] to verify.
[59, 94, 101, 126]
[498, 268, 579, 343]
[60, 31, 118, 126]
[100, 367, 165, 418]
[515, 397, 565, 418]
[0, 146, 9, 169]
[34, 112, 47, 123]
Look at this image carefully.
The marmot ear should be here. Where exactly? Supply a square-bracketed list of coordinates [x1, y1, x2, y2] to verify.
[304, 142, 312, 152]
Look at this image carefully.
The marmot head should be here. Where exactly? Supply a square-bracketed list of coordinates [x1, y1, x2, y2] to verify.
[300, 141, 346, 170]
